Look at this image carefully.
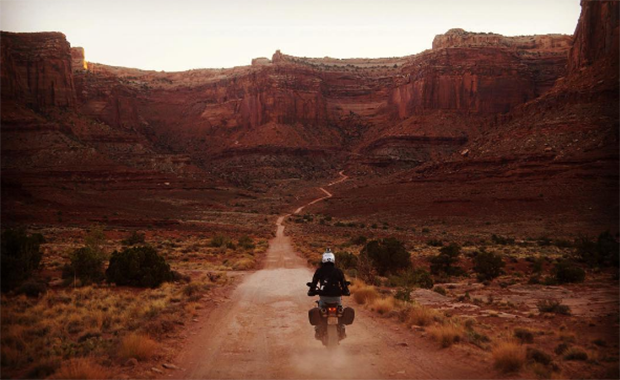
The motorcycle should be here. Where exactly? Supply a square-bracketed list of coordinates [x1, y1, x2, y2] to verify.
[306, 282, 355, 348]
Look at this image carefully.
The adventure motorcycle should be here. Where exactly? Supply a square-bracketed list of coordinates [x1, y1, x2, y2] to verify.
[306, 282, 355, 348]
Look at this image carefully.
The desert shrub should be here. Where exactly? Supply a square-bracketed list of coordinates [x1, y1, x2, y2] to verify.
[1, 229, 44, 292]
[492, 234, 515, 245]
[106, 246, 173, 288]
[26, 357, 61, 379]
[528, 275, 541, 284]
[536, 299, 571, 315]
[15, 280, 47, 297]
[350, 235, 367, 245]
[428, 323, 464, 348]
[465, 328, 491, 349]
[473, 250, 505, 281]
[427, 239, 443, 247]
[554, 342, 570, 355]
[122, 231, 145, 246]
[531, 257, 545, 273]
[394, 287, 412, 302]
[238, 235, 255, 250]
[360, 238, 411, 276]
[574, 231, 619, 267]
[493, 341, 526, 373]
[335, 251, 358, 269]
[429, 243, 464, 276]
[352, 285, 378, 305]
[563, 347, 588, 361]
[433, 286, 447, 296]
[389, 268, 434, 289]
[526, 347, 552, 366]
[118, 333, 159, 360]
[553, 260, 585, 284]
[50, 358, 110, 379]
[592, 338, 607, 347]
[554, 239, 574, 248]
[513, 327, 534, 344]
[210, 234, 235, 249]
[369, 296, 395, 315]
[63, 246, 106, 285]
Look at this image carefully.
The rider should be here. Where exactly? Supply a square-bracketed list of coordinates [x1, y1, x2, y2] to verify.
[308, 248, 350, 307]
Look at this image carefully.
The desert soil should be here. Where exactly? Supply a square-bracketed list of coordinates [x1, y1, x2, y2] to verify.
[166, 172, 487, 379]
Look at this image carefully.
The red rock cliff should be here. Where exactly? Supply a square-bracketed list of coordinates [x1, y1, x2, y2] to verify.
[568, 0, 619, 72]
[1, 32, 76, 108]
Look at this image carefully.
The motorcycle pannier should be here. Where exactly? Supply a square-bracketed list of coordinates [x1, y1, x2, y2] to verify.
[308, 307, 321, 326]
[340, 307, 355, 325]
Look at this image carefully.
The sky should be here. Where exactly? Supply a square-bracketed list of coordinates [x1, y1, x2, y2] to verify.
[1, 0, 581, 72]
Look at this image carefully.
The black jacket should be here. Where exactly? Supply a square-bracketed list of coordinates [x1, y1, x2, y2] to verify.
[310, 262, 349, 297]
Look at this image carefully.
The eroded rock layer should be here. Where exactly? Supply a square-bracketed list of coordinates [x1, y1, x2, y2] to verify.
[1, 0, 618, 234]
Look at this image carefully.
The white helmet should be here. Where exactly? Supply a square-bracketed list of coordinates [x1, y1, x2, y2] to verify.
[322, 248, 335, 264]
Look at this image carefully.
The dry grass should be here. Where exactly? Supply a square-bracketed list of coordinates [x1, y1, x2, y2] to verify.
[352, 285, 378, 305]
[406, 305, 441, 327]
[231, 257, 256, 270]
[369, 296, 395, 315]
[50, 358, 111, 379]
[118, 333, 159, 360]
[427, 323, 464, 348]
[493, 341, 526, 373]
[0, 279, 210, 377]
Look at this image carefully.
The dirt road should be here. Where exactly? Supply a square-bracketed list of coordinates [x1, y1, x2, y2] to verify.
[172, 171, 486, 379]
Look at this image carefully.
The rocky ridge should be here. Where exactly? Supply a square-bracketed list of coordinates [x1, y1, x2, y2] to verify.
[1, 0, 617, 234]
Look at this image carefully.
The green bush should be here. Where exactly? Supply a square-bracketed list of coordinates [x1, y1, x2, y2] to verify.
[491, 234, 515, 245]
[574, 231, 619, 268]
[238, 235, 255, 250]
[514, 328, 534, 343]
[531, 257, 545, 273]
[433, 286, 447, 296]
[16, 280, 47, 297]
[335, 251, 358, 269]
[564, 348, 588, 361]
[394, 287, 412, 302]
[62, 246, 106, 285]
[106, 246, 173, 288]
[537, 299, 571, 315]
[350, 235, 367, 246]
[1, 229, 44, 292]
[526, 347, 552, 365]
[473, 250, 505, 281]
[427, 239, 443, 247]
[429, 243, 464, 276]
[389, 268, 434, 289]
[360, 238, 411, 276]
[553, 260, 585, 284]
[210, 234, 235, 249]
[122, 231, 146, 246]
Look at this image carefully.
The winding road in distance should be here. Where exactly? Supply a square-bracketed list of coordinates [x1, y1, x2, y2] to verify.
[170, 170, 485, 379]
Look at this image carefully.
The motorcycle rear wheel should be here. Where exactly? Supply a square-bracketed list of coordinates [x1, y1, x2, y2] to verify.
[326, 324, 338, 349]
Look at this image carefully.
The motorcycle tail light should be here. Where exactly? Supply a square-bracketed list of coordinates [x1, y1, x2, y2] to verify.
[328, 307, 337, 312]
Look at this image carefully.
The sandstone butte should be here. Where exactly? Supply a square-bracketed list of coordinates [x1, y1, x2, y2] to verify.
[1, 0, 618, 236]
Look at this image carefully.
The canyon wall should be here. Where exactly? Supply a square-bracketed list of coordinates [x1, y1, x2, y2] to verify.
[568, 0, 619, 72]
[0, 32, 75, 108]
[1, 0, 617, 232]
[65, 29, 570, 177]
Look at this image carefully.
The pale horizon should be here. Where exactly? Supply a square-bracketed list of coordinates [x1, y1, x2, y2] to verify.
[1, 0, 581, 72]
